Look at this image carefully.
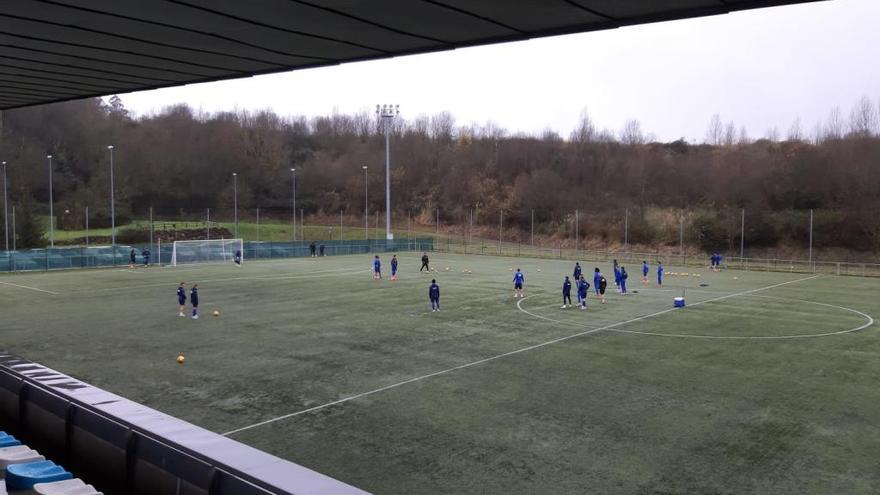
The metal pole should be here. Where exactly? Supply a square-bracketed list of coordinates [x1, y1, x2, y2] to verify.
[206, 208, 210, 241]
[575, 209, 579, 254]
[47, 154, 54, 247]
[149, 207, 153, 257]
[300, 209, 304, 242]
[808, 209, 813, 270]
[291, 168, 296, 242]
[531, 209, 534, 247]
[436, 207, 439, 238]
[2, 161, 7, 251]
[469, 209, 473, 252]
[85, 206, 89, 247]
[340, 210, 343, 234]
[740, 208, 745, 261]
[257, 207, 260, 242]
[11, 206, 15, 251]
[499, 210, 503, 255]
[679, 212, 684, 257]
[232, 173, 238, 238]
[624, 208, 628, 253]
[108, 145, 116, 257]
[376, 104, 398, 242]
[363, 165, 368, 240]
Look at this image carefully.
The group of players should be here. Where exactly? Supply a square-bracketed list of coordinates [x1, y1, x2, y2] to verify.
[556, 259, 665, 310]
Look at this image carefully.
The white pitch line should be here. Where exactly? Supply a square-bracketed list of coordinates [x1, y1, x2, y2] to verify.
[0, 281, 59, 295]
[222, 274, 820, 437]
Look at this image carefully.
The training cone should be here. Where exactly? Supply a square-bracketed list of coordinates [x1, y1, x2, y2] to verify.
[213, 310, 220, 317]
[176, 354, 185, 364]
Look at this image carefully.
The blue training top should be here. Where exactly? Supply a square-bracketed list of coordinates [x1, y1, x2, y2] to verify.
[513, 272, 525, 284]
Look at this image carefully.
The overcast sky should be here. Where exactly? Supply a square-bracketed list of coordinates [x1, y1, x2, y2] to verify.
[115, 0, 880, 143]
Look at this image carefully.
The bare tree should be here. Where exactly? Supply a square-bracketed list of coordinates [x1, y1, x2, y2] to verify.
[764, 126, 779, 142]
[737, 125, 750, 145]
[705, 113, 723, 145]
[620, 119, 644, 145]
[570, 108, 597, 143]
[825, 106, 844, 140]
[849, 95, 877, 138]
[811, 120, 824, 145]
[787, 117, 803, 141]
[723, 121, 736, 146]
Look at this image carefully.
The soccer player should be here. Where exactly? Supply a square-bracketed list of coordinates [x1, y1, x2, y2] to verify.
[512, 268, 525, 298]
[420, 253, 430, 272]
[593, 268, 602, 296]
[177, 282, 186, 317]
[373, 255, 382, 280]
[642, 260, 649, 284]
[429, 279, 441, 312]
[717, 253, 723, 270]
[190, 284, 200, 320]
[142, 248, 151, 267]
[578, 276, 590, 310]
[309, 242, 316, 257]
[598, 271, 608, 304]
[234, 249, 242, 267]
[573, 262, 582, 282]
[391, 254, 399, 281]
[129, 248, 136, 268]
[319, 244, 325, 256]
[620, 266, 629, 295]
[613, 260, 622, 294]
[657, 261, 665, 287]
[562, 276, 572, 309]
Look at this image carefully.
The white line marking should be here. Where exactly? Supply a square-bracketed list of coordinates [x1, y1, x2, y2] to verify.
[222, 275, 820, 436]
[0, 281, 59, 295]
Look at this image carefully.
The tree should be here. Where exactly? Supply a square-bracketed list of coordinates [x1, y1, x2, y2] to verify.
[849, 96, 877, 138]
[16, 203, 44, 249]
[705, 114, 723, 145]
[620, 119, 644, 145]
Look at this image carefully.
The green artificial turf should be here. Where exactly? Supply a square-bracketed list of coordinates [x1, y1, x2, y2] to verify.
[1, 253, 878, 494]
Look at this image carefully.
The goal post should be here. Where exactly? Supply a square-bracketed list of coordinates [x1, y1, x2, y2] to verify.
[170, 239, 244, 266]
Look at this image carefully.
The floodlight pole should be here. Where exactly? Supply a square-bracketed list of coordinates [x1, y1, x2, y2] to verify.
[808, 209, 813, 271]
[232, 172, 238, 238]
[740, 208, 745, 261]
[107, 145, 116, 258]
[575, 210, 579, 254]
[290, 168, 296, 242]
[624, 208, 629, 254]
[47, 154, 54, 247]
[2, 160, 8, 252]
[530, 209, 534, 247]
[363, 165, 368, 240]
[376, 104, 399, 243]
[84, 206, 89, 247]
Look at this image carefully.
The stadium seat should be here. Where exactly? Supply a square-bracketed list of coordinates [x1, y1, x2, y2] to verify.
[0, 446, 45, 477]
[0, 434, 21, 449]
[4, 461, 72, 491]
[33, 479, 102, 495]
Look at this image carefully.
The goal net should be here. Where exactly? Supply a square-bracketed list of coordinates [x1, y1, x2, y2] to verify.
[170, 239, 244, 266]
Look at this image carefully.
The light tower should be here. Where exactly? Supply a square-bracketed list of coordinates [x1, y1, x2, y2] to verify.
[47, 154, 54, 247]
[376, 104, 399, 242]
[107, 145, 116, 256]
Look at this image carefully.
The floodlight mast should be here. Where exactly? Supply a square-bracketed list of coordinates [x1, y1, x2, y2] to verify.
[376, 104, 399, 242]
[107, 145, 116, 258]
[47, 154, 54, 247]
[2, 160, 7, 252]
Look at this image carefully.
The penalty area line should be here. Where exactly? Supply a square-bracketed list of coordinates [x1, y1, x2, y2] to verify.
[0, 281, 59, 295]
[222, 274, 818, 437]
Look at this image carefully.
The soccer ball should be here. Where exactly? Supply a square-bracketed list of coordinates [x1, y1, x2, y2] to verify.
[176, 354, 185, 364]
[537, 269, 542, 272]
[213, 310, 220, 317]
[509, 268, 513, 271]
[445, 267, 450, 271]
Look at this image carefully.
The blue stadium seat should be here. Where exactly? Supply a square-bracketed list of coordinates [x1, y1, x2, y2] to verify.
[0, 433, 21, 449]
[5, 461, 72, 490]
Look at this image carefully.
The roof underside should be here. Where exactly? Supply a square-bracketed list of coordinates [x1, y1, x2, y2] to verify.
[0, 0, 823, 110]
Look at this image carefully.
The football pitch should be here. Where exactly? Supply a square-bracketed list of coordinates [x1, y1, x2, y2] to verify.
[2, 252, 879, 494]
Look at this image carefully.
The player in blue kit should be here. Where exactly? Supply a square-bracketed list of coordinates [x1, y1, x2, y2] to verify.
[593, 268, 602, 296]
[390, 255, 398, 281]
[373, 255, 382, 280]
[429, 279, 441, 312]
[177, 282, 186, 317]
[598, 271, 608, 304]
[577, 276, 590, 310]
[562, 276, 572, 309]
[234, 249, 242, 267]
[142, 248, 150, 266]
[613, 260, 621, 293]
[620, 266, 629, 295]
[513, 268, 525, 298]
[642, 260, 649, 285]
[190, 284, 199, 320]
[657, 261, 665, 287]
[129, 248, 136, 268]
[573, 262, 582, 282]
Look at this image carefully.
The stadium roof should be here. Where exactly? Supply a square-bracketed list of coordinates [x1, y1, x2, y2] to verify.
[0, 0, 824, 110]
